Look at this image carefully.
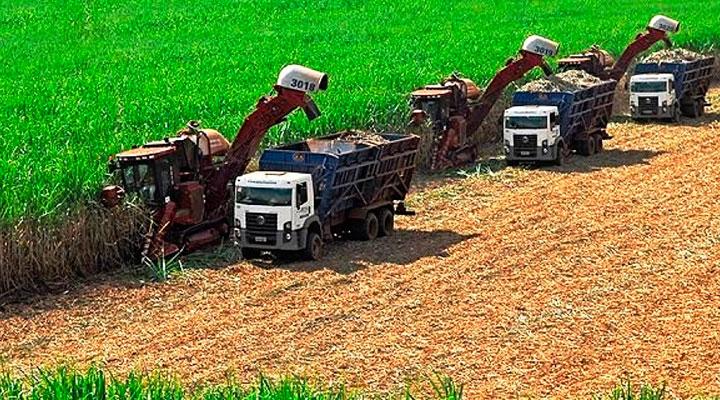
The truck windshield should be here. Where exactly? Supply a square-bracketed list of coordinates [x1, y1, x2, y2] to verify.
[505, 116, 547, 130]
[631, 81, 667, 93]
[237, 187, 292, 206]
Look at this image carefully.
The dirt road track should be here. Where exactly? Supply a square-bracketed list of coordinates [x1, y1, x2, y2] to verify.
[2, 89, 720, 398]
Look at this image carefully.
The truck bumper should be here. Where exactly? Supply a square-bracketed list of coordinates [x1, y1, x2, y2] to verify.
[505, 145, 557, 162]
[235, 228, 306, 251]
[631, 106, 672, 119]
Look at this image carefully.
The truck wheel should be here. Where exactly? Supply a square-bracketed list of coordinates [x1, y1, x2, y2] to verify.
[594, 135, 603, 153]
[698, 100, 705, 117]
[354, 212, 379, 241]
[554, 142, 566, 166]
[303, 231, 323, 260]
[586, 137, 596, 156]
[378, 208, 395, 237]
[241, 247, 261, 260]
[672, 106, 681, 123]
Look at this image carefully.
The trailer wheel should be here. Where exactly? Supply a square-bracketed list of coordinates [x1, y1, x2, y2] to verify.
[353, 212, 379, 241]
[378, 208, 395, 237]
[241, 247, 261, 260]
[682, 101, 700, 118]
[303, 231, 323, 260]
[586, 137, 596, 156]
[594, 135, 603, 153]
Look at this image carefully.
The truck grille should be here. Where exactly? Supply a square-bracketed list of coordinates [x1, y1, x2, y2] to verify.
[513, 134, 538, 157]
[245, 213, 277, 245]
[638, 96, 658, 115]
[245, 213, 277, 233]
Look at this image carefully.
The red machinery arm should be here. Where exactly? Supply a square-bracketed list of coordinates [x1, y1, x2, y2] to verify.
[204, 86, 321, 218]
[465, 51, 551, 135]
[606, 28, 670, 81]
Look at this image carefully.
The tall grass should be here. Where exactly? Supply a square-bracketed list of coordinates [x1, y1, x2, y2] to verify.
[0, 365, 463, 400]
[1, 0, 720, 222]
[0, 201, 146, 294]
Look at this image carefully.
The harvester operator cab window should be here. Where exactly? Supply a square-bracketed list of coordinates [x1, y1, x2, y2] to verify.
[119, 158, 173, 205]
[137, 164, 156, 202]
[415, 99, 442, 123]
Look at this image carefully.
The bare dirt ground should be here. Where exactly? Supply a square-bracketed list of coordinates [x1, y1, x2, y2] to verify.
[2, 89, 720, 398]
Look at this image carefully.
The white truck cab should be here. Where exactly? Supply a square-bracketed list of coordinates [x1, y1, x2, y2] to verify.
[234, 171, 322, 259]
[503, 105, 561, 162]
[629, 73, 676, 120]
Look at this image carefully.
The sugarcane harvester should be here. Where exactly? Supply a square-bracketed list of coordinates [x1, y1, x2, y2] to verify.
[101, 65, 329, 257]
[557, 15, 680, 81]
[410, 35, 559, 170]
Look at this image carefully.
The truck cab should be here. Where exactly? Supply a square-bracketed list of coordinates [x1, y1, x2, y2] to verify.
[503, 106, 561, 162]
[629, 73, 676, 119]
[234, 171, 320, 259]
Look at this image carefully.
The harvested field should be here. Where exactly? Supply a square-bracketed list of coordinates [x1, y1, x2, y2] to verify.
[2, 88, 720, 398]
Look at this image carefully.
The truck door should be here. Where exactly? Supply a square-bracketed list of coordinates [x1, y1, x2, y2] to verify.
[295, 181, 312, 228]
[550, 112, 560, 140]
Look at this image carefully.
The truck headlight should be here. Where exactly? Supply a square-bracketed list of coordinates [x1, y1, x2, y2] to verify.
[283, 221, 291, 231]
[504, 146, 510, 154]
[284, 232, 292, 241]
[662, 100, 668, 107]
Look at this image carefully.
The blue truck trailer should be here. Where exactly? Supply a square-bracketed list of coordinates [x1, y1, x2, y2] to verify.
[233, 132, 419, 260]
[630, 56, 715, 120]
[503, 79, 617, 165]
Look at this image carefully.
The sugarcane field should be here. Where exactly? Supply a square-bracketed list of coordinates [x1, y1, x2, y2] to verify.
[2, 1, 720, 398]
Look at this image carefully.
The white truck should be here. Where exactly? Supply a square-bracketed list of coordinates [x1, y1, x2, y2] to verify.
[630, 56, 715, 121]
[503, 80, 616, 165]
[234, 132, 419, 260]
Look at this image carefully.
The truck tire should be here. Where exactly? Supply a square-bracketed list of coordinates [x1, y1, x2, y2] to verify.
[682, 101, 700, 118]
[698, 100, 705, 117]
[672, 105, 681, 123]
[577, 139, 595, 156]
[353, 212, 379, 241]
[554, 141, 566, 166]
[378, 208, 395, 237]
[594, 135, 603, 153]
[241, 247, 261, 260]
[303, 231, 323, 260]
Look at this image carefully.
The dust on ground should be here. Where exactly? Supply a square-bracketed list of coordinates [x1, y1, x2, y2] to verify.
[1, 89, 720, 399]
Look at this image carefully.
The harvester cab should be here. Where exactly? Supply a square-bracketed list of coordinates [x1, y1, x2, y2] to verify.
[558, 15, 680, 81]
[109, 146, 177, 207]
[102, 65, 328, 258]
